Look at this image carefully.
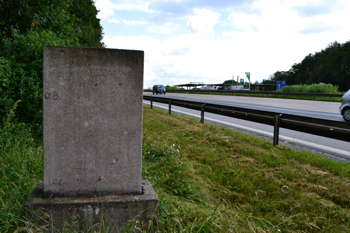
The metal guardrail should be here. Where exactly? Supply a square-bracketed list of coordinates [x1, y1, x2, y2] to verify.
[144, 90, 343, 98]
[143, 95, 350, 146]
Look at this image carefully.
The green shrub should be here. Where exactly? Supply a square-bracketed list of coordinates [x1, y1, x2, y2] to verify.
[0, 29, 80, 125]
[280, 83, 339, 94]
[0, 0, 104, 125]
[0, 109, 43, 232]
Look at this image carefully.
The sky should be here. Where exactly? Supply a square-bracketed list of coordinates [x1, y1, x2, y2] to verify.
[94, 0, 350, 88]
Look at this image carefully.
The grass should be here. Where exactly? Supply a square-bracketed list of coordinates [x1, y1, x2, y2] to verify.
[142, 106, 350, 232]
[0, 121, 43, 232]
[146, 83, 343, 102]
[160, 91, 342, 102]
[2, 105, 350, 232]
[279, 84, 339, 94]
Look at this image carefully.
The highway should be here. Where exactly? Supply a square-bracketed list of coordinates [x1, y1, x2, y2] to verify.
[143, 92, 350, 162]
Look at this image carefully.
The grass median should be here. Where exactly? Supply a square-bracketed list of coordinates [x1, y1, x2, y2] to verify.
[156, 91, 342, 102]
[143, 106, 350, 232]
[1, 105, 350, 232]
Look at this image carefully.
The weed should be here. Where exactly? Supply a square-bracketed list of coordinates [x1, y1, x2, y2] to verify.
[279, 83, 339, 94]
[0, 103, 43, 232]
[3, 104, 350, 232]
[157, 90, 342, 102]
[142, 106, 350, 232]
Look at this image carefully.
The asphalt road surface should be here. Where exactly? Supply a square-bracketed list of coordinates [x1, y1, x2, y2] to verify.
[144, 92, 350, 162]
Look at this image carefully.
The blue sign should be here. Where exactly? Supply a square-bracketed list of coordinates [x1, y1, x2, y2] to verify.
[277, 81, 286, 90]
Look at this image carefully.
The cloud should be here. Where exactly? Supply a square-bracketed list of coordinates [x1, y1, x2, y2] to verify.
[187, 8, 221, 35]
[108, 18, 120, 24]
[226, 0, 301, 34]
[97, 0, 350, 88]
[148, 0, 255, 14]
[294, 5, 332, 17]
[148, 0, 190, 16]
[299, 21, 339, 34]
[285, 0, 349, 34]
[168, 47, 190, 56]
[227, 11, 260, 32]
[103, 30, 350, 88]
[103, 33, 268, 87]
[94, 0, 151, 19]
[147, 0, 256, 25]
[95, 0, 115, 19]
[146, 22, 179, 34]
[292, 0, 344, 17]
[123, 20, 148, 25]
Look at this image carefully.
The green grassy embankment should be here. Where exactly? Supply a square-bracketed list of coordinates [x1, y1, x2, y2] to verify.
[146, 83, 343, 102]
[1, 105, 350, 232]
[142, 106, 350, 232]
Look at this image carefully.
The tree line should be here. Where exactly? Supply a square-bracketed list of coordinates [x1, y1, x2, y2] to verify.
[0, 0, 104, 126]
[262, 41, 350, 92]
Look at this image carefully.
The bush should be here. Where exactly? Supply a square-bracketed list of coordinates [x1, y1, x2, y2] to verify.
[0, 29, 80, 125]
[0, 103, 43, 232]
[279, 83, 339, 94]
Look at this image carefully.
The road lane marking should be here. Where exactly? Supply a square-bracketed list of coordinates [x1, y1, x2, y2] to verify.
[146, 102, 350, 158]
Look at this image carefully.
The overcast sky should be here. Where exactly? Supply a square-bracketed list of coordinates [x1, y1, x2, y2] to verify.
[94, 0, 350, 88]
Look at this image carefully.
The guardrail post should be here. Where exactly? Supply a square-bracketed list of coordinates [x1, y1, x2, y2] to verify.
[273, 114, 281, 146]
[150, 98, 153, 109]
[169, 100, 172, 114]
[200, 104, 206, 124]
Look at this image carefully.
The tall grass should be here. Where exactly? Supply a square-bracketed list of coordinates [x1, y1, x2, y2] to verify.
[165, 91, 342, 102]
[143, 106, 350, 232]
[152, 84, 342, 101]
[279, 83, 340, 94]
[0, 103, 43, 232]
[2, 104, 350, 232]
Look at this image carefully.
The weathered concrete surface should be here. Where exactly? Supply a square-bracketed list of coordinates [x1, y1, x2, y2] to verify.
[25, 180, 159, 232]
[43, 46, 144, 197]
[28, 46, 158, 232]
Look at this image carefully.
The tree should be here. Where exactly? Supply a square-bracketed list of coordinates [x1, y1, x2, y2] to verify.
[0, 0, 104, 124]
[0, 0, 103, 49]
[222, 79, 236, 85]
[265, 41, 350, 92]
[69, 0, 104, 47]
[0, 29, 80, 124]
[261, 71, 288, 85]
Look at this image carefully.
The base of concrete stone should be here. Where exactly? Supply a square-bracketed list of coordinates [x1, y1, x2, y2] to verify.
[25, 180, 158, 232]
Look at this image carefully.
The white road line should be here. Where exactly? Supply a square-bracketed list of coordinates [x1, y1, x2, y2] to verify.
[148, 103, 350, 158]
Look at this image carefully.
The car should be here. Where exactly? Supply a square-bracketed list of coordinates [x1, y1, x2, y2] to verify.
[340, 89, 350, 122]
[152, 85, 166, 94]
